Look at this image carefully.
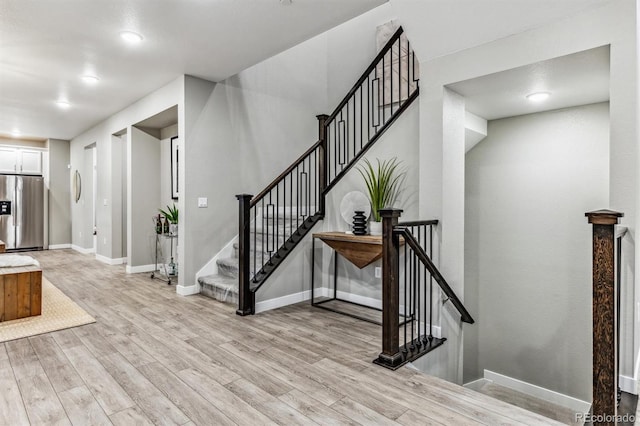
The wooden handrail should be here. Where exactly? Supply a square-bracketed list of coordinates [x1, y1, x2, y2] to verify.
[394, 226, 474, 324]
[249, 140, 322, 208]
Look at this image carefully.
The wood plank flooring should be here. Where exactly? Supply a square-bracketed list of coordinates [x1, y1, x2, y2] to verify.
[0, 249, 565, 425]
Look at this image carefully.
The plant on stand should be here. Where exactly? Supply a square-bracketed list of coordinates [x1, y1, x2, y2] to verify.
[159, 204, 179, 276]
[159, 204, 179, 235]
[357, 157, 404, 235]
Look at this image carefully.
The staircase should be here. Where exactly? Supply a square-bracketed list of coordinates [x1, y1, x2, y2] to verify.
[199, 25, 420, 313]
[198, 208, 314, 305]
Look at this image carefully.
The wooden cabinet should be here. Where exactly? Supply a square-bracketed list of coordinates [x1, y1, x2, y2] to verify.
[0, 148, 42, 175]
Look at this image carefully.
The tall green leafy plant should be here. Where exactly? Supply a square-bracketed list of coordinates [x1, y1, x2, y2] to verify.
[357, 158, 404, 222]
[159, 204, 179, 224]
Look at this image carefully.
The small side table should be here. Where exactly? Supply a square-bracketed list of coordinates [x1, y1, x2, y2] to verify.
[311, 232, 387, 324]
[151, 233, 178, 285]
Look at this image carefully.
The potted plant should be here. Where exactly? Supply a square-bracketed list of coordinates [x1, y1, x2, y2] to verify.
[357, 157, 404, 235]
[159, 204, 179, 236]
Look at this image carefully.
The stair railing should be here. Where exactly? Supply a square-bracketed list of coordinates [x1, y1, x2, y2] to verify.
[236, 137, 325, 315]
[237, 26, 419, 315]
[324, 26, 419, 193]
[375, 208, 474, 370]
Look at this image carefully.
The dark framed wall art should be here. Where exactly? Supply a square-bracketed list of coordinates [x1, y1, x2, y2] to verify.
[171, 136, 179, 199]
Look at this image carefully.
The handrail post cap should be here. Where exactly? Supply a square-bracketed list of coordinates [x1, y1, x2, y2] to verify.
[585, 209, 624, 225]
[236, 194, 253, 200]
[316, 114, 329, 120]
[379, 208, 403, 218]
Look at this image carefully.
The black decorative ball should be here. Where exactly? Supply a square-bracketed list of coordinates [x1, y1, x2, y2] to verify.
[352, 211, 367, 235]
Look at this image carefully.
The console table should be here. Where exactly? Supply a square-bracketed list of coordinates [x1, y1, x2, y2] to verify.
[311, 232, 389, 324]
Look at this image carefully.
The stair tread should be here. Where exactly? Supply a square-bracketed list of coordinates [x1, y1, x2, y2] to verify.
[198, 274, 238, 305]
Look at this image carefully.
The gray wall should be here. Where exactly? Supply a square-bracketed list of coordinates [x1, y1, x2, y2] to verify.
[129, 126, 160, 267]
[47, 139, 71, 246]
[464, 103, 610, 401]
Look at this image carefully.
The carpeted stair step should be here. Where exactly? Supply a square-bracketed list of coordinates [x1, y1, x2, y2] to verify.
[198, 274, 238, 305]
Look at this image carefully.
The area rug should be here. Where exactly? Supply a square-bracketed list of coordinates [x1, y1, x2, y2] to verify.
[0, 277, 95, 343]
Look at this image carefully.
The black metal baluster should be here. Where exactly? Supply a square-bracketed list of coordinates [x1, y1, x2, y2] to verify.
[253, 205, 257, 282]
[359, 84, 363, 150]
[367, 75, 371, 141]
[410, 249, 415, 351]
[261, 199, 265, 269]
[405, 38, 410, 104]
[275, 185, 279, 258]
[422, 226, 428, 343]
[403, 241, 408, 353]
[352, 93, 356, 161]
[390, 41, 394, 116]
[429, 224, 433, 340]
[382, 52, 386, 125]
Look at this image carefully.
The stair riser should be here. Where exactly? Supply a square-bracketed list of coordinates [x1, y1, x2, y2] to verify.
[199, 282, 238, 305]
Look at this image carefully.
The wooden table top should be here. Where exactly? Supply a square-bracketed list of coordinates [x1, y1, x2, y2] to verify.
[313, 232, 384, 269]
[313, 232, 382, 244]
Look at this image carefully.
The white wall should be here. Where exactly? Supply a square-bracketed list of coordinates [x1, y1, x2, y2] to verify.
[47, 139, 71, 246]
[70, 77, 183, 260]
[465, 103, 609, 402]
[179, 4, 399, 294]
[128, 127, 161, 268]
[391, 0, 639, 385]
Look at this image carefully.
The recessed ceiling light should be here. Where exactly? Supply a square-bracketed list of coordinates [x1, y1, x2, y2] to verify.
[526, 92, 551, 102]
[10, 130, 21, 137]
[56, 100, 71, 109]
[120, 31, 143, 43]
[81, 75, 100, 84]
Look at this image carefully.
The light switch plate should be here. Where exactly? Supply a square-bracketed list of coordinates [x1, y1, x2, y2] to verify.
[375, 267, 382, 278]
[198, 197, 208, 208]
[103, 199, 108, 206]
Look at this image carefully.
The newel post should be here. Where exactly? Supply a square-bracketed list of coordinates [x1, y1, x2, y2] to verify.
[376, 208, 403, 368]
[236, 194, 254, 316]
[316, 114, 329, 216]
[585, 209, 623, 422]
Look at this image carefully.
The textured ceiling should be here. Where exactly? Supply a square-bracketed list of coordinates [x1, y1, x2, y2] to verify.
[0, 0, 618, 141]
[0, 0, 385, 140]
[448, 46, 610, 120]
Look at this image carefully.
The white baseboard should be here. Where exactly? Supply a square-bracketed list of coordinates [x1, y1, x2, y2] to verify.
[463, 378, 491, 391]
[71, 244, 95, 254]
[126, 264, 155, 274]
[48, 244, 71, 250]
[95, 254, 125, 266]
[483, 370, 591, 413]
[177, 284, 200, 296]
[256, 290, 312, 313]
[619, 375, 637, 394]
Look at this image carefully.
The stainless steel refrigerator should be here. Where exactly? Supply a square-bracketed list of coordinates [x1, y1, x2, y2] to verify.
[0, 175, 44, 251]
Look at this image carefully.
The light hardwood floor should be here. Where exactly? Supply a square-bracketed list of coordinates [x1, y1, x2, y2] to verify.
[0, 249, 565, 425]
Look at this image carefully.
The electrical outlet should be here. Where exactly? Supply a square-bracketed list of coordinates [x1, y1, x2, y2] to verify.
[79, 231, 82, 238]
[103, 199, 108, 206]
[103, 237, 107, 245]
[375, 267, 382, 278]
[198, 197, 208, 208]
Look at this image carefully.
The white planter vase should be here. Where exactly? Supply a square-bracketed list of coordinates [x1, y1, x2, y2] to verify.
[369, 221, 382, 236]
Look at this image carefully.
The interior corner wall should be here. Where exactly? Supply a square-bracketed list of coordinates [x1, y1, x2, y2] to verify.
[47, 138, 71, 246]
[69, 77, 182, 258]
[392, 0, 639, 386]
[179, 6, 398, 292]
[465, 103, 610, 402]
[129, 127, 161, 267]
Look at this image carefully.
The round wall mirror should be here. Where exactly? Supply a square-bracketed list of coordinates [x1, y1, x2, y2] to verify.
[73, 170, 82, 203]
